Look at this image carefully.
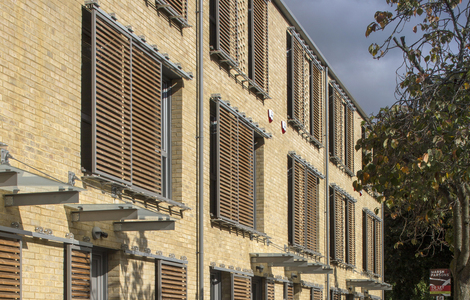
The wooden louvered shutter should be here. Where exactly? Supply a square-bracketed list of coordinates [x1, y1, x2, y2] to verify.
[266, 281, 274, 300]
[217, 0, 239, 62]
[66, 245, 91, 300]
[312, 289, 322, 300]
[346, 200, 355, 266]
[166, 0, 188, 19]
[365, 214, 374, 272]
[331, 291, 341, 300]
[131, 44, 162, 194]
[345, 107, 354, 172]
[286, 284, 294, 300]
[252, 0, 268, 91]
[334, 90, 344, 160]
[310, 63, 322, 143]
[217, 105, 255, 228]
[95, 16, 132, 183]
[238, 120, 255, 228]
[157, 261, 187, 300]
[333, 191, 344, 261]
[233, 275, 251, 300]
[0, 234, 21, 299]
[292, 36, 309, 127]
[375, 220, 382, 275]
[218, 106, 239, 222]
[305, 170, 319, 253]
[292, 158, 306, 248]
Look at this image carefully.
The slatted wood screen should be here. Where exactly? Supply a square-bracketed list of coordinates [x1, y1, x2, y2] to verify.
[293, 159, 306, 247]
[291, 35, 310, 128]
[0, 235, 21, 300]
[311, 64, 322, 143]
[157, 261, 187, 300]
[67, 246, 91, 300]
[94, 15, 163, 194]
[375, 219, 382, 275]
[266, 281, 274, 300]
[346, 200, 355, 266]
[131, 44, 162, 194]
[233, 275, 251, 300]
[166, 0, 187, 19]
[95, 16, 132, 184]
[312, 288, 322, 300]
[286, 284, 294, 300]
[331, 87, 344, 161]
[332, 190, 344, 261]
[365, 213, 374, 272]
[345, 106, 354, 172]
[331, 291, 341, 300]
[252, 0, 268, 92]
[217, 104, 255, 228]
[290, 157, 319, 253]
[305, 170, 319, 252]
[217, 0, 239, 63]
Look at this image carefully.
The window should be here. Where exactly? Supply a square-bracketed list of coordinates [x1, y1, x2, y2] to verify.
[156, 260, 187, 299]
[330, 290, 350, 300]
[287, 28, 323, 147]
[210, 270, 252, 300]
[248, 0, 269, 92]
[311, 288, 323, 300]
[363, 209, 383, 276]
[288, 153, 324, 255]
[81, 5, 177, 199]
[329, 83, 355, 176]
[210, 0, 240, 66]
[330, 185, 356, 266]
[65, 245, 92, 300]
[144, 0, 189, 28]
[210, 97, 270, 231]
[210, 0, 270, 98]
[284, 283, 294, 300]
[0, 233, 21, 300]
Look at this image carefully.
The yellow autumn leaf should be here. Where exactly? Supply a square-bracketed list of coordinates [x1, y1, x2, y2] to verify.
[464, 82, 469, 90]
[401, 166, 409, 174]
[432, 181, 439, 190]
[423, 153, 429, 163]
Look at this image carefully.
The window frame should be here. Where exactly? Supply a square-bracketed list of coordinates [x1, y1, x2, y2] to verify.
[330, 185, 356, 267]
[248, 0, 269, 93]
[329, 83, 355, 176]
[210, 97, 271, 232]
[81, 5, 182, 202]
[288, 153, 324, 255]
[65, 244, 92, 300]
[363, 209, 383, 276]
[210, 269, 252, 300]
[287, 28, 324, 147]
[156, 259, 188, 300]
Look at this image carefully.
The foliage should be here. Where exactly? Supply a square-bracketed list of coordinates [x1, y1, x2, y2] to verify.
[355, 0, 470, 298]
[384, 206, 453, 300]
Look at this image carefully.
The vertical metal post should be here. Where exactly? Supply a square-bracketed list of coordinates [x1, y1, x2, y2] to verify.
[324, 66, 330, 300]
[197, 0, 204, 297]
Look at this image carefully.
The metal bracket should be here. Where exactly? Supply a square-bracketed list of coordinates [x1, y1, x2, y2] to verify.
[68, 171, 76, 186]
[1, 149, 11, 165]
[4, 191, 79, 206]
[113, 220, 175, 231]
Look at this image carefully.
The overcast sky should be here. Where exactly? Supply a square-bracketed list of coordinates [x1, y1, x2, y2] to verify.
[282, 0, 403, 115]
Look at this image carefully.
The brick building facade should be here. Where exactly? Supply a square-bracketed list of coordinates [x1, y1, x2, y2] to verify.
[0, 0, 390, 299]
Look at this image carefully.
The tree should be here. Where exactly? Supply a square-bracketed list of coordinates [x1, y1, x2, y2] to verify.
[383, 205, 453, 300]
[355, 0, 470, 299]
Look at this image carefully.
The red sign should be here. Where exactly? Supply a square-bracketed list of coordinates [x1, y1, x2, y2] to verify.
[430, 269, 451, 296]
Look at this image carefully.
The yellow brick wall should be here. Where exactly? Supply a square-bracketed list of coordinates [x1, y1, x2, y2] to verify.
[0, 0, 384, 299]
